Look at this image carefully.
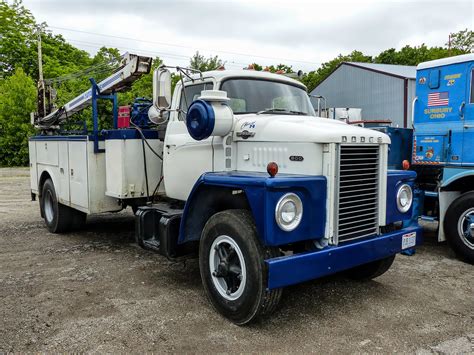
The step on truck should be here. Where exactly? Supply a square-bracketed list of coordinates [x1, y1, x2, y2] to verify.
[29, 54, 422, 324]
[410, 53, 474, 263]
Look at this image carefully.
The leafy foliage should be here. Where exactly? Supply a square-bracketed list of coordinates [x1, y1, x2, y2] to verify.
[189, 51, 223, 72]
[447, 28, 473, 53]
[0, 0, 36, 77]
[245, 63, 293, 73]
[0, 68, 36, 166]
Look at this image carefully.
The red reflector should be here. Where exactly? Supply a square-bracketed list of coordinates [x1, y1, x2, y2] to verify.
[402, 160, 410, 170]
[267, 162, 278, 177]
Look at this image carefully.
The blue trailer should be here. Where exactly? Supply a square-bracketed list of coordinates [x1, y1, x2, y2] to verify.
[410, 53, 474, 263]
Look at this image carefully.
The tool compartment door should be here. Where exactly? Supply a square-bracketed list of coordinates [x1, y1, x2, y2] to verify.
[68, 141, 88, 209]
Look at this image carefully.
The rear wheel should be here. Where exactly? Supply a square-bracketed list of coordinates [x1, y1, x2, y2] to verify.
[444, 192, 474, 264]
[199, 209, 282, 325]
[41, 179, 86, 233]
[345, 255, 396, 281]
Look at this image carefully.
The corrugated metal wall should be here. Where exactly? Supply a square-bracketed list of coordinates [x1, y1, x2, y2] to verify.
[310, 64, 415, 128]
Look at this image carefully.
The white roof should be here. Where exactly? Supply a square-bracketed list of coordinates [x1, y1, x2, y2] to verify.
[417, 53, 474, 70]
[346, 62, 416, 79]
[187, 69, 306, 89]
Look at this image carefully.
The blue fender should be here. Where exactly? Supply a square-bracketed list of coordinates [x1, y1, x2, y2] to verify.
[178, 171, 327, 247]
[386, 170, 417, 224]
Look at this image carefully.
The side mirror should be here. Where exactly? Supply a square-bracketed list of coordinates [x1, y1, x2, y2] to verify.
[149, 68, 172, 124]
[153, 67, 172, 109]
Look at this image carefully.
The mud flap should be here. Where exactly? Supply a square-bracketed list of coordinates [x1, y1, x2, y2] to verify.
[438, 191, 461, 242]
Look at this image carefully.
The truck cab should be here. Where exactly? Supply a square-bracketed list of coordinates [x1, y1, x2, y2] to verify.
[30, 64, 422, 324]
[412, 53, 474, 263]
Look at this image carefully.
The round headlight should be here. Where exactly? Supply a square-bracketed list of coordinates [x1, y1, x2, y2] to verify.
[397, 184, 413, 213]
[275, 193, 303, 231]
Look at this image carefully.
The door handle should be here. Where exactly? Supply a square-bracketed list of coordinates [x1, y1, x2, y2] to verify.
[463, 125, 474, 129]
[459, 101, 465, 119]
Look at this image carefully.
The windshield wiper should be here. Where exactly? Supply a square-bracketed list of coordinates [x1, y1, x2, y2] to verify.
[257, 108, 308, 116]
[257, 108, 289, 115]
[289, 110, 308, 115]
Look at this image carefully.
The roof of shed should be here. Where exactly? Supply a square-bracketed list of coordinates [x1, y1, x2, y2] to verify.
[311, 61, 417, 93]
[343, 62, 416, 79]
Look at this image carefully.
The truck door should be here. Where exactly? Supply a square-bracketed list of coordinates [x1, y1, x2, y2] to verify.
[163, 81, 215, 201]
[462, 64, 474, 165]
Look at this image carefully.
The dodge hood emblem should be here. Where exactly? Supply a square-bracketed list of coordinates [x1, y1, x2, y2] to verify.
[236, 130, 255, 139]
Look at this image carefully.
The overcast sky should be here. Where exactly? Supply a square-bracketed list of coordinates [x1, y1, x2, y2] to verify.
[23, 0, 473, 72]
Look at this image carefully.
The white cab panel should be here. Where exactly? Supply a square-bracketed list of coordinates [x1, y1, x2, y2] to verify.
[163, 121, 213, 201]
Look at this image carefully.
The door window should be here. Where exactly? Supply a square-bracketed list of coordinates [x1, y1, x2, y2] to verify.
[178, 82, 214, 120]
[429, 69, 440, 89]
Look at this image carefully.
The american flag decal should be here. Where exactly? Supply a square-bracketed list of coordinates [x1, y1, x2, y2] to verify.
[428, 92, 449, 107]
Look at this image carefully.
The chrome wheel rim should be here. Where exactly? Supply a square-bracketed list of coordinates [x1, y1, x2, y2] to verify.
[209, 235, 246, 301]
[457, 207, 474, 250]
[44, 190, 54, 223]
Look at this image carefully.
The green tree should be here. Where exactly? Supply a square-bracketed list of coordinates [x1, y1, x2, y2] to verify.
[448, 28, 473, 53]
[0, 0, 37, 77]
[0, 68, 36, 166]
[189, 51, 223, 72]
[374, 44, 456, 66]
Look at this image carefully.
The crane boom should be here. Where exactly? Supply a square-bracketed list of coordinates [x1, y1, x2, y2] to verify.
[36, 53, 152, 127]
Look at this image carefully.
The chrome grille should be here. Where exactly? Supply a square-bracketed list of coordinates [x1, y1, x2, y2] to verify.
[336, 145, 380, 242]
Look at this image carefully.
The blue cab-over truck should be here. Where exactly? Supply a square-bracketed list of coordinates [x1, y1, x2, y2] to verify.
[394, 53, 474, 263]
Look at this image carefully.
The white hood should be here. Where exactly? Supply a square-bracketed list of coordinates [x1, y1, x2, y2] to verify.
[233, 115, 391, 144]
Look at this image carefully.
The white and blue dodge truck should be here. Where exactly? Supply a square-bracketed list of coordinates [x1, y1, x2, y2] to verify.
[29, 57, 421, 324]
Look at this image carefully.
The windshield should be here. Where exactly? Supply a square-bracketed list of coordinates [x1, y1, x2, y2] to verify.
[220, 79, 316, 116]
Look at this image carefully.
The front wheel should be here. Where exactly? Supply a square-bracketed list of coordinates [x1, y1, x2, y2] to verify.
[199, 209, 282, 325]
[345, 255, 396, 281]
[444, 192, 474, 264]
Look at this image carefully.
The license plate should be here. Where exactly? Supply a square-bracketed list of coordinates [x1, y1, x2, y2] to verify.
[402, 232, 417, 249]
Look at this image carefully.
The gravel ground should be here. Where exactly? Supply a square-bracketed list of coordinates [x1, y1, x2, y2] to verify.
[0, 167, 472, 353]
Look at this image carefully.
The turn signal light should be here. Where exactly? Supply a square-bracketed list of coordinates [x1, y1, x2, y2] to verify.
[267, 162, 279, 177]
[402, 160, 410, 170]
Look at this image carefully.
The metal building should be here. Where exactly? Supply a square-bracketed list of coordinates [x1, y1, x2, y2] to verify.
[310, 62, 416, 128]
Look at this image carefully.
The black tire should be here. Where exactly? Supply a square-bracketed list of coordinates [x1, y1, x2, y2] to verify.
[41, 179, 74, 233]
[345, 255, 396, 281]
[71, 210, 87, 230]
[199, 209, 282, 325]
[444, 192, 474, 264]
